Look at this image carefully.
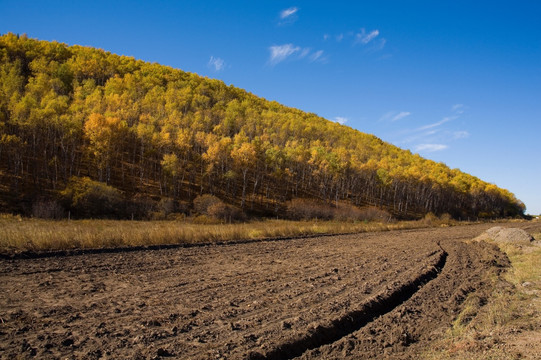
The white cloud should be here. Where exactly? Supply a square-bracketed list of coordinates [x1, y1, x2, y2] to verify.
[396, 106, 468, 153]
[372, 38, 387, 52]
[299, 47, 310, 59]
[379, 111, 394, 122]
[323, 34, 330, 41]
[269, 44, 300, 64]
[280, 7, 298, 19]
[268, 44, 325, 65]
[417, 116, 457, 131]
[415, 144, 448, 152]
[452, 104, 464, 114]
[310, 50, 324, 62]
[391, 111, 411, 122]
[208, 56, 225, 71]
[379, 111, 410, 122]
[355, 29, 380, 44]
[336, 33, 344, 42]
[333, 116, 348, 124]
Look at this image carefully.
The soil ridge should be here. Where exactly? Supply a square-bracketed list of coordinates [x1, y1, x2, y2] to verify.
[251, 250, 447, 359]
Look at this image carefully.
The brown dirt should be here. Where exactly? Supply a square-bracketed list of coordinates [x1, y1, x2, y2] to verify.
[0, 222, 537, 359]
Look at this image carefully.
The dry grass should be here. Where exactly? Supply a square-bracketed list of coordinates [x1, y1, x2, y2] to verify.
[423, 232, 541, 359]
[0, 214, 448, 254]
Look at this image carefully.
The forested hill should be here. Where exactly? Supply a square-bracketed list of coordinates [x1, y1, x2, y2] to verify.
[0, 33, 525, 219]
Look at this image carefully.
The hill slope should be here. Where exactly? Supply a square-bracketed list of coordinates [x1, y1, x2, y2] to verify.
[0, 33, 525, 219]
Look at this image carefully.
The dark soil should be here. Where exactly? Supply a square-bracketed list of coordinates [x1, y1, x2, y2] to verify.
[0, 222, 533, 359]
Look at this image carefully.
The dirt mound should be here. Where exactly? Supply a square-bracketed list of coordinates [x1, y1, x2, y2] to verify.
[475, 226, 535, 245]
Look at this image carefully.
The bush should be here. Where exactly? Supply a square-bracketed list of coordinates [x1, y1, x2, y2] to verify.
[421, 212, 438, 225]
[357, 206, 392, 223]
[193, 194, 244, 222]
[285, 199, 393, 222]
[60, 177, 124, 218]
[191, 214, 221, 224]
[207, 202, 245, 223]
[285, 199, 335, 220]
[193, 194, 223, 215]
[333, 202, 364, 221]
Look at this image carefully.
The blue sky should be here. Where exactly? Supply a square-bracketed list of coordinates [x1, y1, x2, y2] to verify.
[1, 0, 540, 214]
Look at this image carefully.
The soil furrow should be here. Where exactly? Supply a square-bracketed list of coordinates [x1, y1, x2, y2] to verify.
[250, 250, 447, 360]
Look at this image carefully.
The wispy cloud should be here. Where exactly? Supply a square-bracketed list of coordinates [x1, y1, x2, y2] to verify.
[397, 106, 470, 153]
[415, 144, 448, 152]
[299, 47, 310, 59]
[309, 50, 324, 62]
[208, 56, 225, 71]
[417, 116, 457, 131]
[280, 7, 298, 19]
[379, 111, 395, 122]
[392, 111, 411, 122]
[380, 111, 411, 122]
[269, 44, 301, 64]
[333, 116, 348, 125]
[355, 29, 380, 45]
[278, 7, 299, 25]
[452, 104, 465, 114]
[268, 44, 325, 65]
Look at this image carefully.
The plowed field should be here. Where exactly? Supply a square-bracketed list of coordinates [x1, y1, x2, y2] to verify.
[0, 223, 533, 359]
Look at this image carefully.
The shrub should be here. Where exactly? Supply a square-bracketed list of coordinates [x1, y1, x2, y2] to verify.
[333, 202, 365, 221]
[158, 198, 176, 216]
[285, 199, 335, 220]
[421, 212, 438, 225]
[166, 212, 186, 221]
[191, 214, 221, 224]
[207, 202, 245, 223]
[60, 176, 124, 218]
[357, 206, 393, 223]
[439, 213, 453, 222]
[193, 194, 223, 215]
[285, 199, 392, 222]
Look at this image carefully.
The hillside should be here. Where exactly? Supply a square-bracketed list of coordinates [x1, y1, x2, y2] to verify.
[0, 33, 525, 219]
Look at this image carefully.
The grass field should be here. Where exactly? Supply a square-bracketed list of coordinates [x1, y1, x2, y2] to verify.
[0, 214, 453, 254]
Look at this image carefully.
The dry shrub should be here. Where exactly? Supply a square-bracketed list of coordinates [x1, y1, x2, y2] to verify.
[421, 212, 438, 225]
[158, 198, 176, 216]
[285, 198, 334, 220]
[439, 213, 454, 226]
[32, 200, 65, 219]
[357, 206, 393, 223]
[207, 202, 245, 223]
[191, 214, 221, 224]
[286, 199, 392, 222]
[439, 213, 452, 222]
[60, 177, 124, 218]
[333, 202, 362, 221]
[166, 212, 186, 221]
[193, 194, 244, 222]
[193, 194, 222, 215]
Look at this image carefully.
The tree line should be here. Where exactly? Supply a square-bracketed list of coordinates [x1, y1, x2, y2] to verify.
[0, 33, 525, 219]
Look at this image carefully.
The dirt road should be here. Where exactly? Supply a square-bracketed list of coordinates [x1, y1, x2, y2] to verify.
[1, 222, 537, 359]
